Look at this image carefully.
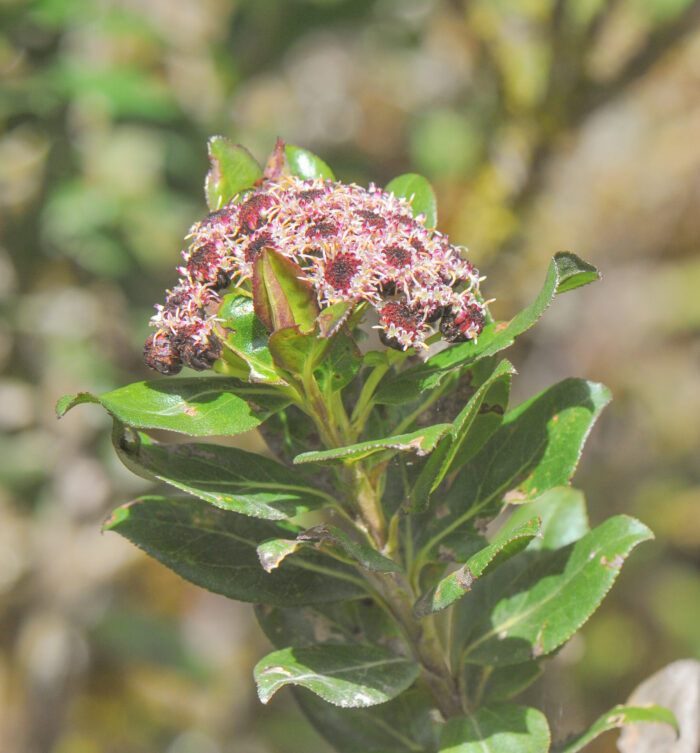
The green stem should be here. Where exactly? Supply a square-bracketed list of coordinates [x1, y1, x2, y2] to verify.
[351, 467, 463, 719]
[349, 362, 390, 437]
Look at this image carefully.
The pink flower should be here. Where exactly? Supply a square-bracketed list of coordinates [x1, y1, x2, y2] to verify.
[144, 173, 486, 374]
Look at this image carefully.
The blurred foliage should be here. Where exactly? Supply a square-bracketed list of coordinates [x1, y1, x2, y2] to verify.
[0, 0, 699, 751]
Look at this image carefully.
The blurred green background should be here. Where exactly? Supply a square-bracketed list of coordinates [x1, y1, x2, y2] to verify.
[1, 0, 699, 751]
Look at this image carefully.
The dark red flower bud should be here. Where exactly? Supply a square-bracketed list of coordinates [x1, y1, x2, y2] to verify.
[143, 332, 183, 375]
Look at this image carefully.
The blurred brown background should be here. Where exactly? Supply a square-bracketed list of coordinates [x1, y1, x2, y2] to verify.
[1, 1, 699, 751]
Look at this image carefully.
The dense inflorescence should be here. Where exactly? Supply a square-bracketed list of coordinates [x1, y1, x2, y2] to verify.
[144, 174, 486, 374]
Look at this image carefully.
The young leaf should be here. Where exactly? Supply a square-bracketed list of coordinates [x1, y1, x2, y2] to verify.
[254, 644, 419, 707]
[316, 300, 355, 338]
[204, 136, 262, 211]
[268, 326, 322, 376]
[314, 331, 362, 394]
[285, 144, 335, 181]
[497, 487, 589, 551]
[115, 437, 331, 520]
[375, 252, 600, 405]
[217, 293, 283, 384]
[415, 518, 541, 616]
[554, 704, 678, 753]
[439, 704, 550, 753]
[293, 423, 453, 465]
[253, 248, 319, 333]
[417, 378, 610, 561]
[461, 515, 653, 666]
[56, 377, 289, 436]
[385, 173, 438, 229]
[104, 496, 366, 606]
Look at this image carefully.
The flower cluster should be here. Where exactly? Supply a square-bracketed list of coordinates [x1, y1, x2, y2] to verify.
[144, 174, 486, 374]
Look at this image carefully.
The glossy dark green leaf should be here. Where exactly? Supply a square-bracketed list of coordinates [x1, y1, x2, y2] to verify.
[115, 437, 331, 520]
[375, 252, 600, 405]
[217, 293, 282, 384]
[439, 704, 550, 753]
[255, 600, 401, 651]
[204, 136, 262, 211]
[294, 687, 438, 753]
[294, 423, 452, 465]
[417, 379, 610, 561]
[104, 495, 366, 606]
[285, 144, 335, 181]
[56, 377, 289, 436]
[254, 607, 416, 748]
[404, 358, 511, 513]
[415, 518, 540, 616]
[498, 487, 589, 551]
[254, 644, 419, 707]
[462, 515, 653, 666]
[554, 704, 678, 753]
[253, 248, 319, 333]
[479, 663, 543, 704]
[385, 173, 438, 229]
[428, 360, 515, 499]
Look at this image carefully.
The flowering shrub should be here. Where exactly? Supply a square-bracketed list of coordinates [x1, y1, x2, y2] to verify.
[58, 139, 676, 753]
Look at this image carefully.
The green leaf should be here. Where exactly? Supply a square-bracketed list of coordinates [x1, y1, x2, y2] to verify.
[385, 173, 438, 229]
[554, 704, 678, 753]
[254, 644, 419, 707]
[217, 293, 283, 384]
[294, 423, 453, 465]
[461, 515, 653, 666]
[285, 144, 335, 181]
[315, 331, 362, 394]
[204, 136, 262, 211]
[416, 518, 541, 616]
[375, 252, 600, 405]
[497, 487, 589, 551]
[254, 601, 438, 750]
[450, 487, 589, 666]
[417, 379, 610, 561]
[297, 525, 402, 573]
[57, 377, 289, 436]
[424, 360, 516, 502]
[479, 663, 543, 704]
[268, 326, 321, 376]
[115, 436, 331, 520]
[104, 495, 366, 606]
[257, 538, 302, 572]
[294, 687, 438, 753]
[439, 704, 550, 753]
[253, 248, 319, 333]
[553, 251, 600, 294]
[256, 600, 401, 651]
[317, 300, 355, 338]
[257, 525, 402, 574]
